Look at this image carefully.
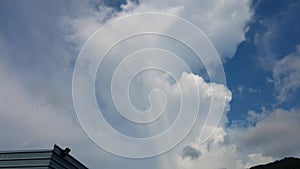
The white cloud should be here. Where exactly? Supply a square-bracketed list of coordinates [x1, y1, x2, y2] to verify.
[164, 126, 274, 169]
[237, 108, 300, 158]
[173, 127, 241, 169]
[246, 109, 267, 125]
[243, 154, 274, 169]
[59, 0, 117, 51]
[131, 0, 252, 58]
[0, 43, 156, 169]
[0, 58, 83, 149]
[139, 73, 236, 169]
[253, 0, 300, 71]
[237, 85, 244, 96]
[61, 0, 252, 59]
[273, 45, 300, 103]
[3, 0, 291, 168]
[1, 0, 297, 168]
[103, 66, 273, 169]
[176, 102, 300, 169]
[57, 0, 272, 168]
[248, 87, 261, 93]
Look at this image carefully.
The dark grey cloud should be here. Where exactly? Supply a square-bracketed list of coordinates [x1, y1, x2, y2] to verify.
[181, 145, 201, 160]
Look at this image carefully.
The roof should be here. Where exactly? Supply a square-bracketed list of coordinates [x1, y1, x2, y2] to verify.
[0, 145, 88, 169]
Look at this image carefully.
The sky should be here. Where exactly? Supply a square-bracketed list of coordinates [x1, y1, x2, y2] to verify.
[0, 0, 300, 168]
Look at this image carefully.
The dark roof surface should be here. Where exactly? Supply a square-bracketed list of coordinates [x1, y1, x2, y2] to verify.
[0, 145, 88, 169]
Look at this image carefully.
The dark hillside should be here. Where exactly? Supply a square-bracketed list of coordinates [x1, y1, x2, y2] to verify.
[250, 157, 300, 169]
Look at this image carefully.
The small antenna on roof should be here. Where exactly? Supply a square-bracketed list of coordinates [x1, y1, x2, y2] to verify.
[60, 147, 71, 157]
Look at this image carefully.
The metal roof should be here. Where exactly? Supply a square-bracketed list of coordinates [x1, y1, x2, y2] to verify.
[0, 145, 88, 169]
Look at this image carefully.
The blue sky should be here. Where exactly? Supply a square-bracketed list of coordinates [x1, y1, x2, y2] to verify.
[225, 0, 300, 124]
[0, 0, 299, 168]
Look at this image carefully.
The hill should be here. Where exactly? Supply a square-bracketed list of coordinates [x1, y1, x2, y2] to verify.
[250, 157, 300, 169]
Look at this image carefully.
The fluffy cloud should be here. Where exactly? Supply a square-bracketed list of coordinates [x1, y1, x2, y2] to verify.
[166, 125, 274, 169]
[138, 0, 252, 59]
[158, 45, 300, 168]
[174, 127, 242, 169]
[59, 0, 117, 50]
[58, 0, 267, 168]
[2, 0, 281, 169]
[62, 0, 252, 59]
[1, 1, 298, 168]
[100, 64, 274, 169]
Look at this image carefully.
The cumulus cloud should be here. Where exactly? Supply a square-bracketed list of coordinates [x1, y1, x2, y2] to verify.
[174, 127, 241, 169]
[1, 0, 298, 168]
[170, 80, 300, 169]
[57, 0, 271, 168]
[2, 0, 279, 169]
[106, 70, 272, 169]
[164, 125, 274, 169]
[129, 0, 252, 59]
[61, 0, 252, 59]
